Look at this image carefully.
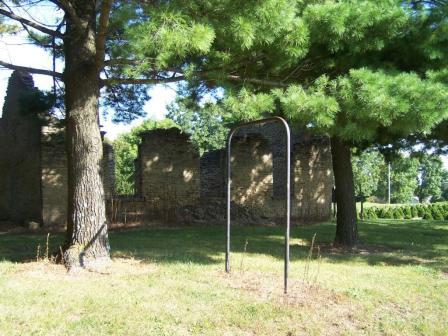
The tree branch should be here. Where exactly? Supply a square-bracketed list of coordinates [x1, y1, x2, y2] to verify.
[50, 0, 82, 28]
[101, 76, 185, 87]
[96, 0, 113, 67]
[0, 60, 63, 78]
[223, 75, 287, 88]
[0, 8, 63, 38]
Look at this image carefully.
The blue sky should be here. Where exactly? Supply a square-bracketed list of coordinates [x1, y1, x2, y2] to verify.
[0, 33, 176, 141]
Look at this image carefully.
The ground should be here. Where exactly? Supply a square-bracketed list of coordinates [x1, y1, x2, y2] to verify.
[0, 219, 447, 335]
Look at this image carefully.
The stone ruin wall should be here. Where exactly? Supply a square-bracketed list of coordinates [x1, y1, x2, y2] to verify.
[0, 71, 115, 228]
[0, 71, 332, 229]
[0, 71, 42, 225]
[41, 126, 115, 227]
[127, 128, 200, 222]
[131, 125, 334, 224]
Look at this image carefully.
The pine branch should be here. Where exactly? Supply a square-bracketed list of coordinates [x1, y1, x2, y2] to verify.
[224, 75, 287, 88]
[0, 8, 63, 38]
[0, 60, 63, 78]
[101, 76, 185, 86]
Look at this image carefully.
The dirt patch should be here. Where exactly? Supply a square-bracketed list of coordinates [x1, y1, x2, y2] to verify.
[217, 270, 362, 334]
[218, 270, 346, 305]
[11, 258, 156, 279]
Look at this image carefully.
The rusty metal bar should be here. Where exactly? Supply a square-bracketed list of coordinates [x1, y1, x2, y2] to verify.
[225, 116, 291, 294]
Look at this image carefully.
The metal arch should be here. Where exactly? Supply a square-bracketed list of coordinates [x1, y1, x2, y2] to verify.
[225, 116, 291, 294]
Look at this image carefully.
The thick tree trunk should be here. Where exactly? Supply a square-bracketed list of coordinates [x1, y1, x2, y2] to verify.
[331, 137, 359, 247]
[62, 5, 110, 271]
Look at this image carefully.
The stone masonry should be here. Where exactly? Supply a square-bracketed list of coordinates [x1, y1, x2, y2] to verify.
[135, 124, 334, 223]
[0, 71, 115, 228]
[137, 128, 200, 205]
[0, 71, 333, 228]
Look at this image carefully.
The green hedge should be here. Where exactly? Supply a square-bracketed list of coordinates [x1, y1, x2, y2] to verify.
[360, 202, 448, 220]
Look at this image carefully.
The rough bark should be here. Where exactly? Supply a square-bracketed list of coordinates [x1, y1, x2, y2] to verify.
[62, 3, 110, 271]
[331, 137, 359, 247]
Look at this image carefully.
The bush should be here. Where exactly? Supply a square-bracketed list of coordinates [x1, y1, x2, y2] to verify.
[385, 208, 394, 219]
[417, 205, 426, 217]
[369, 208, 378, 219]
[393, 208, 404, 219]
[403, 206, 412, 219]
[430, 205, 441, 218]
[411, 206, 418, 218]
[434, 211, 444, 220]
[423, 210, 434, 220]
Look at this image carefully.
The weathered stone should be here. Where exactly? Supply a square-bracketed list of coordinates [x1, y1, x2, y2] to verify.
[0, 72, 115, 229]
[136, 128, 200, 205]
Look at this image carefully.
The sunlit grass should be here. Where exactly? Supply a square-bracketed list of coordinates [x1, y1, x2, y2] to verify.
[0, 219, 447, 335]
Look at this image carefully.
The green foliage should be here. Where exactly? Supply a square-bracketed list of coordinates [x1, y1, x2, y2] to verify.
[423, 210, 434, 220]
[112, 119, 178, 195]
[352, 150, 384, 197]
[365, 202, 448, 220]
[403, 206, 412, 220]
[411, 206, 418, 219]
[392, 208, 403, 220]
[377, 155, 419, 203]
[166, 97, 229, 154]
[417, 155, 445, 202]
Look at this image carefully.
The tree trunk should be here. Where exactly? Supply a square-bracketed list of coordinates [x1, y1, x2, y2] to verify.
[62, 5, 110, 271]
[331, 137, 359, 247]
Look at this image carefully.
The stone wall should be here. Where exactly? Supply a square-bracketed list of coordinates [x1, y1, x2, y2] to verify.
[137, 128, 200, 206]
[0, 71, 115, 228]
[196, 124, 334, 222]
[292, 136, 333, 221]
[41, 123, 67, 226]
[231, 134, 274, 209]
[199, 149, 226, 199]
[41, 126, 116, 227]
[0, 71, 42, 225]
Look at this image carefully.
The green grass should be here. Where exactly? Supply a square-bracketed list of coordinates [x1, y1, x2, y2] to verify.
[0, 219, 447, 335]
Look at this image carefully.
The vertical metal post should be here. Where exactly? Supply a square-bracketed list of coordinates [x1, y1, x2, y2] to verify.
[283, 118, 291, 294]
[225, 117, 291, 294]
[388, 162, 391, 204]
[226, 129, 235, 273]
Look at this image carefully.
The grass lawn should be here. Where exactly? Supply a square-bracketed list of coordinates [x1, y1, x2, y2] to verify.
[0, 219, 447, 335]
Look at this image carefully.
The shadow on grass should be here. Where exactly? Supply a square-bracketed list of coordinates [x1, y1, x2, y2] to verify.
[0, 220, 446, 270]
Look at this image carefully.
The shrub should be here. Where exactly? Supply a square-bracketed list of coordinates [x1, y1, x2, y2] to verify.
[369, 208, 378, 219]
[375, 207, 383, 218]
[411, 206, 418, 218]
[423, 210, 433, 220]
[384, 208, 394, 219]
[430, 205, 441, 218]
[417, 205, 426, 217]
[403, 206, 412, 219]
[393, 208, 404, 219]
[433, 210, 444, 220]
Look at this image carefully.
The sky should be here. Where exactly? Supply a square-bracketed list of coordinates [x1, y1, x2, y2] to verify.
[0, 33, 176, 141]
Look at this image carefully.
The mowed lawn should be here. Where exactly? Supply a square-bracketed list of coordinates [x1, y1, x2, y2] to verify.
[0, 219, 447, 335]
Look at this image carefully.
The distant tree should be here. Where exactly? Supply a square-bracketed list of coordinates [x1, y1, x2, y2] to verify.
[352, 150, 385, 198]
[166, 96, 229, 155]
[113, 119, 178, 195]
[416, 155, 444, 202]
[377, 155, 419, 203]
[440, 169, 448, 201]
